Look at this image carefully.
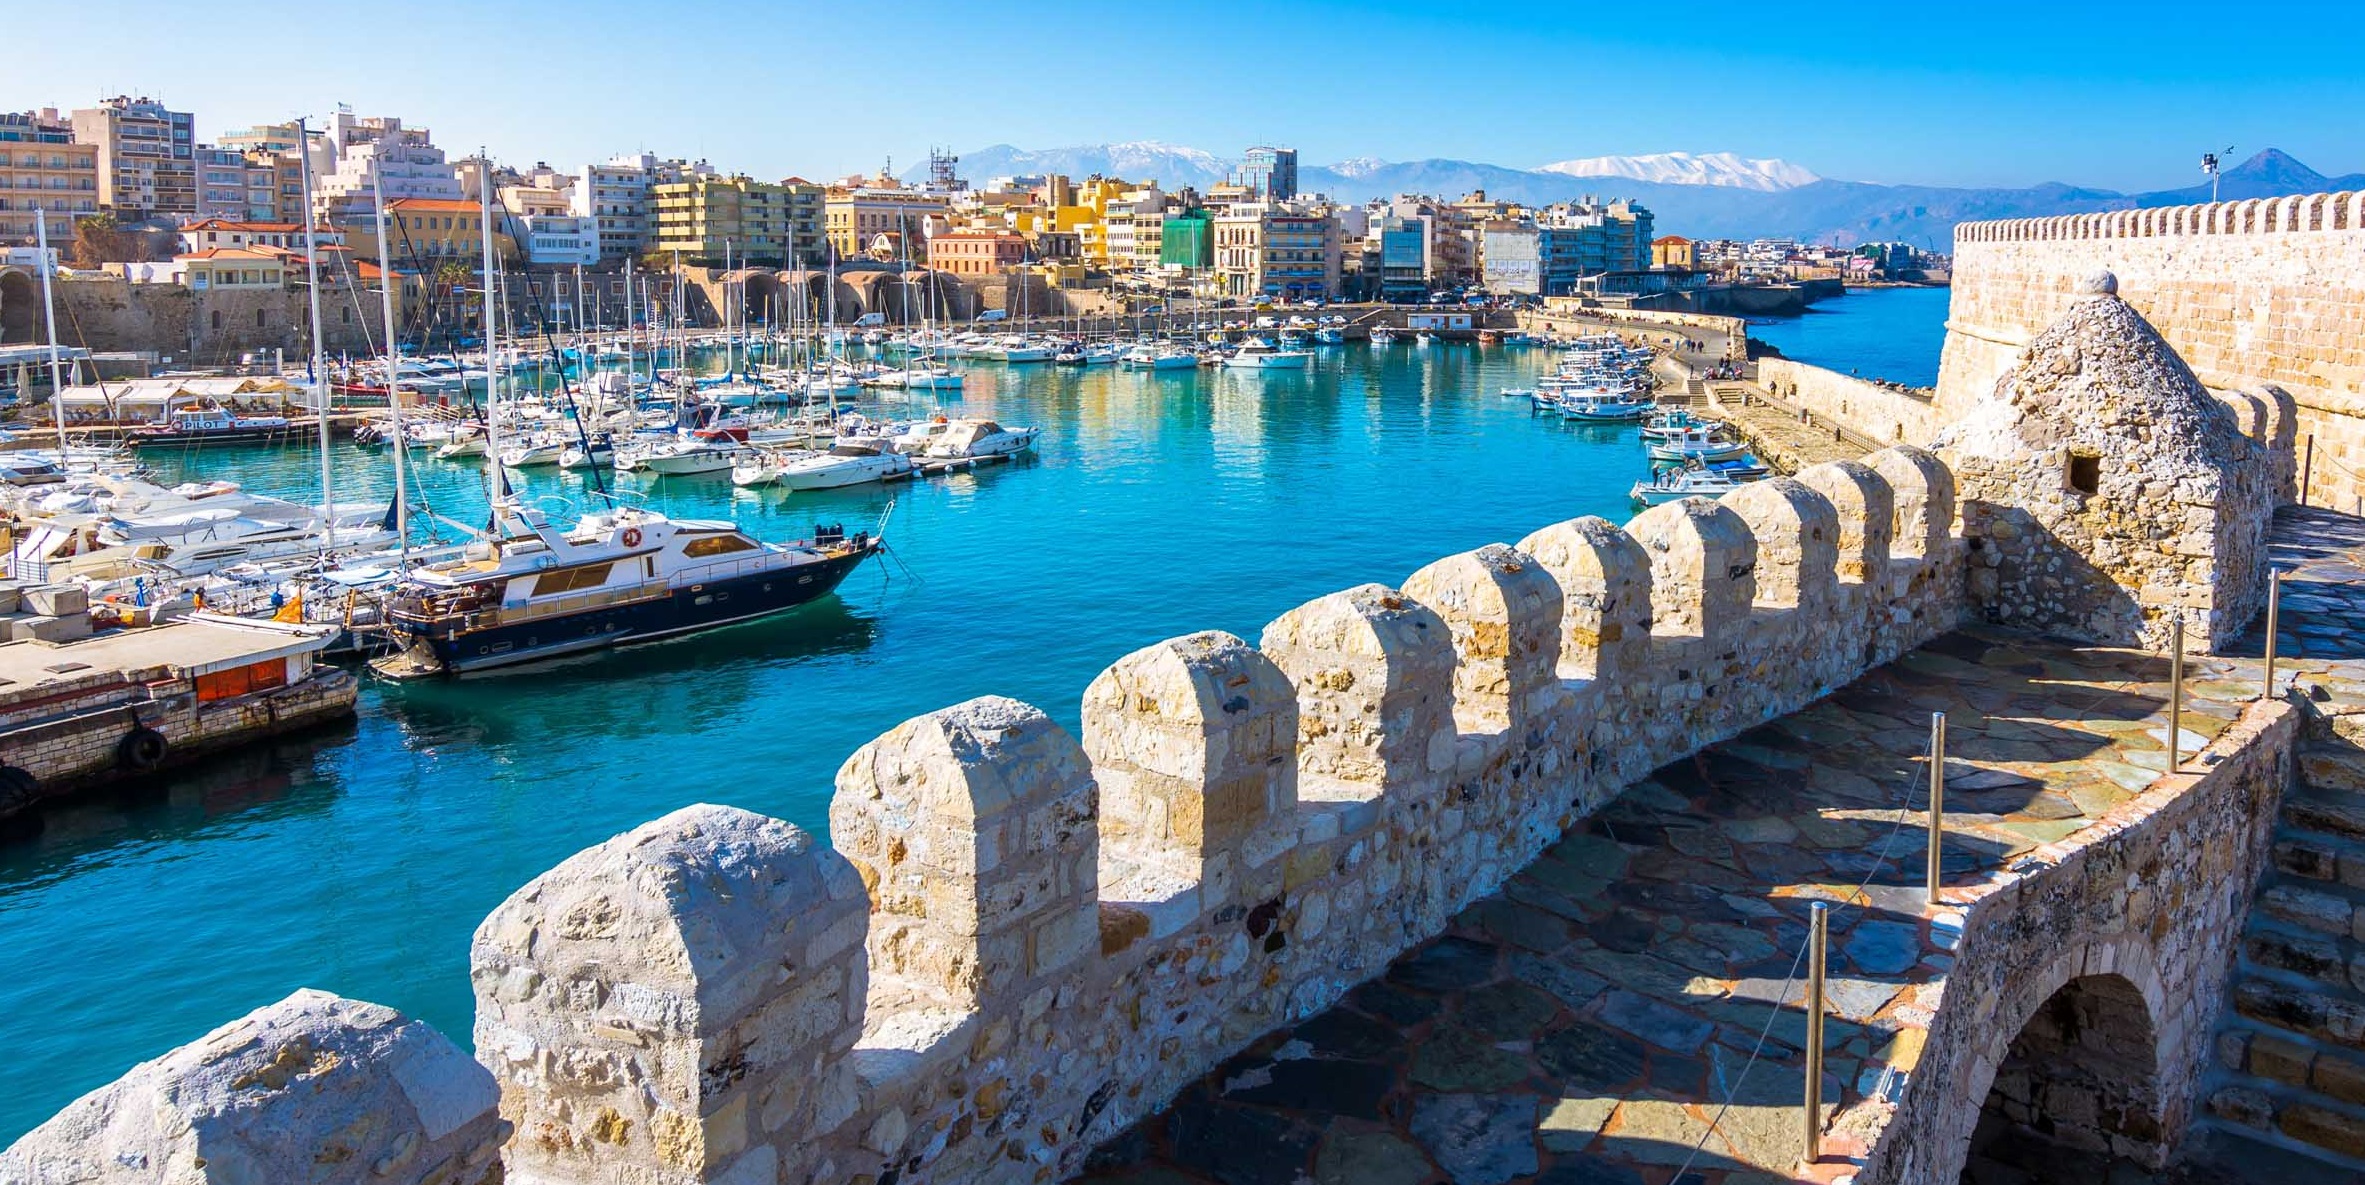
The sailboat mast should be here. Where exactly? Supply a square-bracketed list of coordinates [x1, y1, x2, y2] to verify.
[476, 152, 506, 509]
[296, 117, 335, 550]
[32, 210, 69, 462]
[371, 159, 410, 564]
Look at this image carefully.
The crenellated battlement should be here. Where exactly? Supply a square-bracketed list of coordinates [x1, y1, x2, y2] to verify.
[1, 449, 1971, 1185]
[1954, 191, 2365, 244]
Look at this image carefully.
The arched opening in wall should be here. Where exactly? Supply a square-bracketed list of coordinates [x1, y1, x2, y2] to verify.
[1959, 973, 2164, 1184]
[741, 273, 778, 327]
[0, 271, 36, 344]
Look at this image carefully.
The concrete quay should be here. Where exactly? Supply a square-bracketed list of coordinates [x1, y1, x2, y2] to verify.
[0, 606, 354, 829]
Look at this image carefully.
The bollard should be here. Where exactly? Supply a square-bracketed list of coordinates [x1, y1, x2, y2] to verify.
[1804, 900, 1828, 1164]
[2263, 570, 2282, 699]
[1927, 712, 1947, 905]
[2169, 618, 2186, 771]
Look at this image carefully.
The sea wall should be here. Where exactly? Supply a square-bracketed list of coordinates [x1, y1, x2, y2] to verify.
[6, 448, 1968, 1184]
[1866, 696, 2298, 1183]
[1942, 194, 2365, 506]
[1758, 357, 1943, 447]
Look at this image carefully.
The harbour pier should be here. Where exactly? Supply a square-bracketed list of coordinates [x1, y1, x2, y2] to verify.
[0, 599, 354, 828]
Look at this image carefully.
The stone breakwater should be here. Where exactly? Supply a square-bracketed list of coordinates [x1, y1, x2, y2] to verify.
[3, 447, 1966, 1185]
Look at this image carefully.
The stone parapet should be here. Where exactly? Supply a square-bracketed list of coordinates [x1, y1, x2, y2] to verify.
[2, 447, 1970, 1184]
[0, 989, 507, 1185]
[1864, 696, 2300, 1183]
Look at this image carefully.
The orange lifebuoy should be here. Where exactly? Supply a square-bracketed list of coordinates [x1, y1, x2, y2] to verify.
[622, 527, 644, 548]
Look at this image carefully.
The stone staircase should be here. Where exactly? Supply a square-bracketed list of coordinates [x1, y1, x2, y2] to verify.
[2194, 705, 2365, 1174]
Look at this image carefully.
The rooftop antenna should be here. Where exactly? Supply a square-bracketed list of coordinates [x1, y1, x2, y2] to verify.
[2201, 146, 2233, 204]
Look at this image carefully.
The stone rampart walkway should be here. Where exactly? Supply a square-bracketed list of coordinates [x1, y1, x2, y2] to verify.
[1076, 625, 2260, 1185]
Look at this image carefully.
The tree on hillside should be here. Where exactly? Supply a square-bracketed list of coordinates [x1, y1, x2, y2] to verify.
[67, 213, 142, 268]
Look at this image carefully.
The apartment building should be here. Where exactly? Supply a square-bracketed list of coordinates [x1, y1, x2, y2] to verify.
[0, 110, 100, 245]
[824, 185, 947, 261]
[70, 96, 195, 219]
[1213, 203, 1340, 299]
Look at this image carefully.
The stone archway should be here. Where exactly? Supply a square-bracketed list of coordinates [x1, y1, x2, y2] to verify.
[738, 271, 781, 329]
[0, 269, 37, 345]
[1958, 972, 2166, 1183]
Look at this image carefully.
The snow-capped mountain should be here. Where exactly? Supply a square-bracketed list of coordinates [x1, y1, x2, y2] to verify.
[928, 141, 1233, 188]
[1535, 152, 1820, 191]
[921, 143, 2359, 246]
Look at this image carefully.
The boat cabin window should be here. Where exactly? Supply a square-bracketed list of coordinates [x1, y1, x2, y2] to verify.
[533, 562, 615, 596]
[682, 533, 759, 558]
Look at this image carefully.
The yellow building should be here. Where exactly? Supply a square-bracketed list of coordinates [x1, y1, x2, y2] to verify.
[823, 187, 947, 261]
[1652, 235, 1695, 270]
[177, 247, 285, 291]
[1054, 177, 1131, 265]
[341, 198, 518, 268]
[650, 175, 807, 265]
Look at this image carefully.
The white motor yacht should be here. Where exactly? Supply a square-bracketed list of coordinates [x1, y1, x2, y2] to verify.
[924, 419, 1041, 461]
[739, 441, 918, 491]
[1221, 338, 1314, 370]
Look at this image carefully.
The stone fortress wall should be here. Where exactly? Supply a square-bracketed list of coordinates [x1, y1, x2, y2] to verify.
[1938, 194, 2365, 506]
[3, 449, 1974, 1184]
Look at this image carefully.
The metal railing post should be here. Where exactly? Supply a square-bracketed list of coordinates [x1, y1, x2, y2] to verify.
[2169, 618, 2186, 771]
[2302, 434, 2315, 506]
[1927, 712, 1947, 905]
[1804, 900, 1828, 1164]
[2263, 571, 2282, 699]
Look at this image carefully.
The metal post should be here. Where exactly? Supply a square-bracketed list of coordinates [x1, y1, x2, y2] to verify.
[2263, 571, 2282, 699]
[2301, 434, 2315, 506]
[2169, 618, 2186, 771]
[1804, 901, 1828, 1164]
[1927, 712, 1948, 905]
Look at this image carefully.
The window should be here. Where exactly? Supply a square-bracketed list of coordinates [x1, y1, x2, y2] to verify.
[532, 563, 614, 596]
[682, 533, 758, 558]
[2066, 451, 2101, 495]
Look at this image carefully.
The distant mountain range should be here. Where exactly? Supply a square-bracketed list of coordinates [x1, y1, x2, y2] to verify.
[921, 146, 2363, 248]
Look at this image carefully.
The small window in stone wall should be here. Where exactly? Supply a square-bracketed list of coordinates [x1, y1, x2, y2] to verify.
[2067, 450, 2101, 495]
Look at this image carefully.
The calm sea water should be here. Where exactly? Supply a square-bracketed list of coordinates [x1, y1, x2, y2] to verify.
[0, 300, 1945, 1141]
[1746, 285, 1951, 388]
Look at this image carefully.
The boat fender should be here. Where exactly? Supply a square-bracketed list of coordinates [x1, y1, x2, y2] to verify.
[622, 527, 643, 548]
[118, 727, 168, 772]
[0, 765, 38, 814]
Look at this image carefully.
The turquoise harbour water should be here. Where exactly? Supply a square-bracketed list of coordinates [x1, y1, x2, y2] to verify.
[1746, 284, 1951, 388]
[0, 291, 1943, 1141]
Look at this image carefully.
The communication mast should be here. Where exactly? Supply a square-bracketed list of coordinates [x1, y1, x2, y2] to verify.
[928, 146, 962, 193]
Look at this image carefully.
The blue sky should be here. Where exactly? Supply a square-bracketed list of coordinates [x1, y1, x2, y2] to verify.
[15, 0, 2365, 191]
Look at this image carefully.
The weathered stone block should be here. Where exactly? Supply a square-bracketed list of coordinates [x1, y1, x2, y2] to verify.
[1515, 515, 1651, 684]
[1083, 631, 1296, 917]
[0, 989, 504, 1185]
[833, 696, 1098, 1006]
[471, 804, 868, 1185]
[1260, 583, 1456, 801]
[1403, 543, 1562, 736]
